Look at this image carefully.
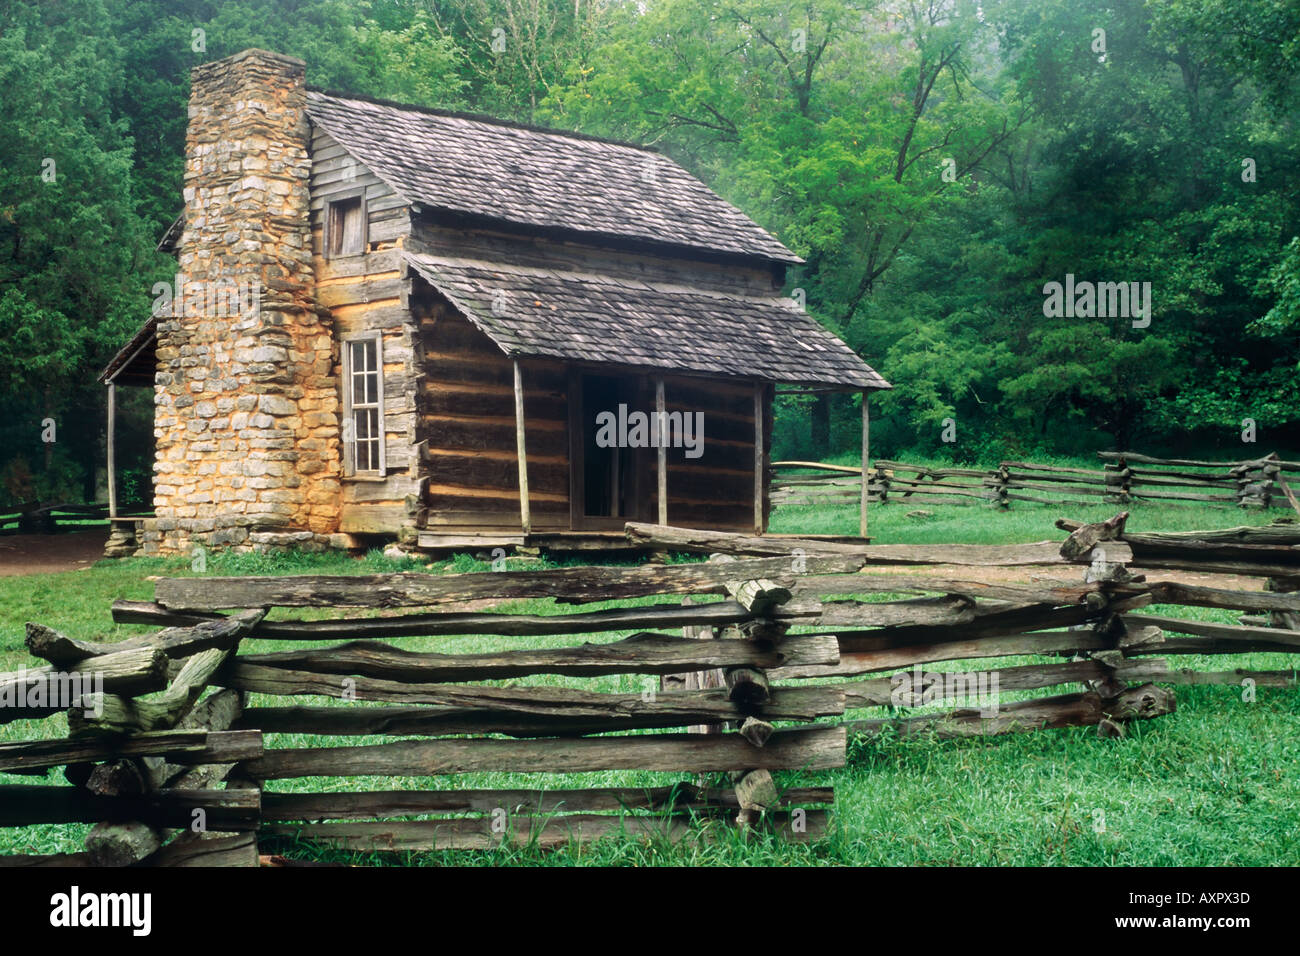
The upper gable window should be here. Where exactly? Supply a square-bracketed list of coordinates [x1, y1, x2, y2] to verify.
[326, 194, 366, 258]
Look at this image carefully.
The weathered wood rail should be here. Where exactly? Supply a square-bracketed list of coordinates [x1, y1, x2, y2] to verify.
[772, 451, 1300, 510]
[4, 512, 1299, 864]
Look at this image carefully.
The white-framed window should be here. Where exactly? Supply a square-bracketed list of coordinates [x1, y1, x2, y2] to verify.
[343, 333, 385, 477]
[325, 192, 366, 258]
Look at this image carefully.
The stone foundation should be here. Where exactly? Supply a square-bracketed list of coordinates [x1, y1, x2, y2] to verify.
[145, 49, 341, 555]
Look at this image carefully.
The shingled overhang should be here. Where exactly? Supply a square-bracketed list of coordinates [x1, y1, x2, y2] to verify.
[405, 252, 890, 391]
[304, 89, 804, 267]
[98, 316, 158, 386]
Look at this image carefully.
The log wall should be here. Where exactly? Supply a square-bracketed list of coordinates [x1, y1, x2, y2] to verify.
[310, 127, 422, 537]
[413, 291, 571, 530]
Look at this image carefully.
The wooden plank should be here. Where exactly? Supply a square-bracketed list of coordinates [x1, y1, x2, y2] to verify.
[657, 377, 667, 526]
[142, 832, 259, 867]
[0, 786, 260, 829]
[0, 646, 168, 723]
[754, 383, 764, 533]
[26, 609, 262, 667]
[513, 359, 531, 534]
[860, 391, 869, 538]
[840, 659, 1108, 708]
[261, 785, 833, 820]
[1145, 580, 1300, 613]
[795, 573, 1118, 606]
[262, 810, 827, 851]
[815, 595, 975, 629]
[623, 523, 1126, 565]
[231, 631, 838, 682]
[115, 598, 799, 639]
[0, 730, 262, 774]
[845, 685, 1173, 738]
[1123, 613, 1300, 649]
[774, 630, 1112, 680]
[242, 726, 846, 779]
[238, 685, 845, 737]
[107, 382, 117, 519]
[152, 554, 869, 610]
[137, 600, 795, 639]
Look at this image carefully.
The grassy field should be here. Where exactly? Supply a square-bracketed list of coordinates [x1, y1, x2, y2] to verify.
[2, 497, 1298, 866]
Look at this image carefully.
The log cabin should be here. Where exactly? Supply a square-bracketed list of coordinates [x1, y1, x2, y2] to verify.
[98, 49, 889, 556]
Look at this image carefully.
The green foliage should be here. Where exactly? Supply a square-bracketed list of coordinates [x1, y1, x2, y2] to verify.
[3, 0, 1300, 495]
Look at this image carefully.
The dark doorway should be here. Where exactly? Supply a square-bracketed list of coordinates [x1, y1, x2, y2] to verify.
[571, 372, 643, 528]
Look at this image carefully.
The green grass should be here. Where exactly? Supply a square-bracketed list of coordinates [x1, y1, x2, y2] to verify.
[2, 498, 1298, 865]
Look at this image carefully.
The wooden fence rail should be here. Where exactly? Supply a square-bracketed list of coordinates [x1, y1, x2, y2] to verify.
[772, 451, 1300, 510]
[4, 512, 1299, 864]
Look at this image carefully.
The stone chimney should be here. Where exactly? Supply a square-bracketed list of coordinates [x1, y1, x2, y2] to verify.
[144, 49, 341, 554]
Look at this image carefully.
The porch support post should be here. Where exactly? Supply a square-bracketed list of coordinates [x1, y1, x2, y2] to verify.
[859, 390, 870, 538]
[656, 377, 667, 526]
[513, 360, 531, 534]
[753, 382, 764, 533]
[107, 382, 118, 520]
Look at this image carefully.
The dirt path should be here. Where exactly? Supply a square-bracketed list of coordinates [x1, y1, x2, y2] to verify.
[0, 532, 109, 576]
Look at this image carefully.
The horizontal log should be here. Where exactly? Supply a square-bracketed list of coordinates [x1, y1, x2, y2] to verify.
[771, 461, 862, 474]
[0, 786, 260, 829]
[1003, 481, 1115, 497]
[113, 598, 788, 638]
[624, 523, 1126, 566]
[875, 460, 989, 478]
[0, 646, 168, 723]
[1123, 613, 1300, 649]
[839, 659, 1108, 708]
[1145, 580, 1300, 613]
[845, 684, 1173, 739]
[261, 785, 834, 820]
[0, 730, 262, 774]
[231, 631, 837, 683]
[815, 595, 975, 628]
[153, 555, 868, 610]
[230, 680, 843, 737]
[1000, 461, 1112, 478]
[828, 597, 1140, 651]
[796, 573, 1118, 606]
[262, 810, 827, 851]
[1098, 451, 1287, 468]
[774, 630, 1112, 680]
[1145, 636, 1300, 655]
[1113, 659, 1297, 687]
[142, 832, 259, 867]
[26, 610, 262, 667]
[241, 726, 846, 780]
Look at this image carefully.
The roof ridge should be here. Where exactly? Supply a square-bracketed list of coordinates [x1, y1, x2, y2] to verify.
[306, 87, 659, 155]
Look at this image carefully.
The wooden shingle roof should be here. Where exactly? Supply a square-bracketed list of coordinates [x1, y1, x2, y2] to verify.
[404, 252, 890, 390]
[305, 90, 802, 265]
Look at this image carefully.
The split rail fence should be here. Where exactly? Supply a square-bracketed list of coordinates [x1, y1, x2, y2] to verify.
[772, 452, 1300, 510]
[3, 514, 1300, 864]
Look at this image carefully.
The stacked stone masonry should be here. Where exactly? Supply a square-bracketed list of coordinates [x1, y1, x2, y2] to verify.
[143, 50, 341, 554]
